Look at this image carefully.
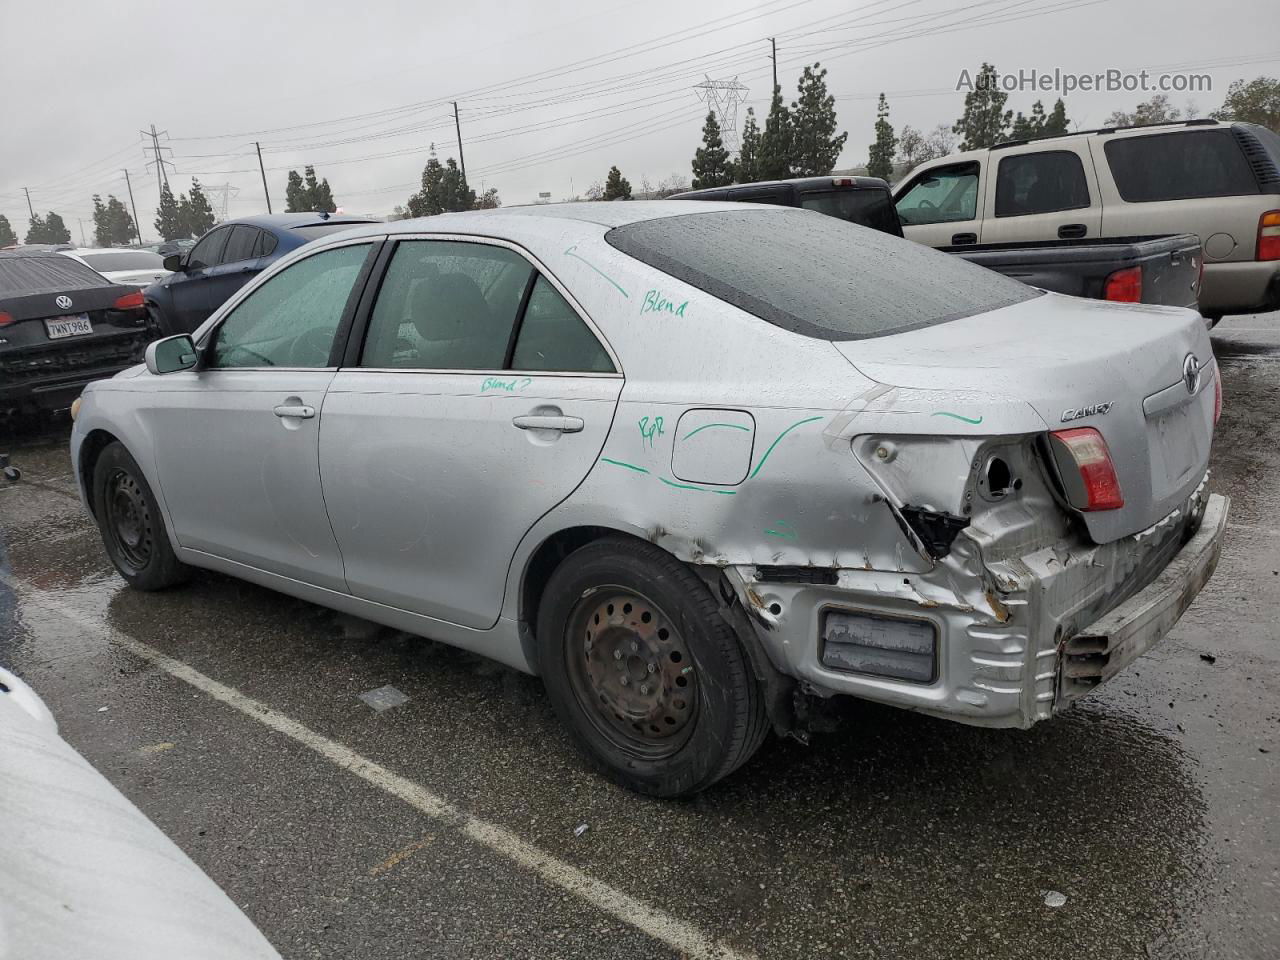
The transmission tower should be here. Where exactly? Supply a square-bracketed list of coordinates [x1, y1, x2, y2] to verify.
[693, 76, 749, 153]
[204, 182, 241, 221]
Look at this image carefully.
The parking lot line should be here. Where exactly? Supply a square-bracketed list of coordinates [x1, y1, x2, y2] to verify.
[0, 572, 755, 960]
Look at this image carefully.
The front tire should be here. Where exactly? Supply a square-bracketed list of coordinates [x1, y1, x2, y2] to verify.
[537, 537, 768, 797]
[92, 442, 190, 590]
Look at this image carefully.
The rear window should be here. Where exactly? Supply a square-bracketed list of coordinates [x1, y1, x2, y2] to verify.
[0, 255, 112, 294]
[78, 251, 165, 272]
[605, 209, 1039, 341]
[800, 189, 904, 236]
[1104, 130, 1259, 202]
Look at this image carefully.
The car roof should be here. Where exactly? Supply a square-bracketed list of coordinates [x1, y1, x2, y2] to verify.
[61, 248, 158, 256]
[674, 175, 891, 197]
[322, 199, 760, 244]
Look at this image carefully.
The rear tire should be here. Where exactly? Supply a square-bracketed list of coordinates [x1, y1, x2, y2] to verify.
[92, 442, 190, 591]
[537, 537, 768, 797]
[147, 302, 178, 338]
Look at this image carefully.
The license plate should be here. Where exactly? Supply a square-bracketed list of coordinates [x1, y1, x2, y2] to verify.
[44, 314, 93, 339]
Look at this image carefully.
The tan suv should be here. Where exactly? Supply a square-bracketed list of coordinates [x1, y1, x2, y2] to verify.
[893, 119, 1280, 319]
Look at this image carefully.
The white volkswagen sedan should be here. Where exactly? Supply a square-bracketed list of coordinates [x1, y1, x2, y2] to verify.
[70, 202, 1227, 796]
[61, 248, 171, 288]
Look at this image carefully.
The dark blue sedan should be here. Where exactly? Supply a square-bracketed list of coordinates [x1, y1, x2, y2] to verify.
[145, 213, 378, 334]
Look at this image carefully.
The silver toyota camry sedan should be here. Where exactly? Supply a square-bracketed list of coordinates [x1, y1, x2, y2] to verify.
[70, 201, 1228, 797]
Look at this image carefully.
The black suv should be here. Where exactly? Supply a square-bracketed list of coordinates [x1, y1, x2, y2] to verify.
[672, 176, 904, 236]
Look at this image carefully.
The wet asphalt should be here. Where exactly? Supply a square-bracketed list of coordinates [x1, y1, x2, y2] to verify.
[1, 315, 1278, 960]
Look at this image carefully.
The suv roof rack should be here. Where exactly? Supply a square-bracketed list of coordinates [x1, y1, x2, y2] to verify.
[991, 117, 1220, 151]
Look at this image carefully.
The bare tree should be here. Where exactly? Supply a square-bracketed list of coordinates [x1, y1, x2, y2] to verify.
[922, 124, 957, 161]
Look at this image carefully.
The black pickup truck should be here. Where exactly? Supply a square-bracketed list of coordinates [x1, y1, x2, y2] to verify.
[674, 176, 1202, 309]
[0, 252, 154, 420]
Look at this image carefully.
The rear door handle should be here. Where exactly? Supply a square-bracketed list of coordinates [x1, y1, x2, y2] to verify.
[512, 415, 584, 433]
[950, 232, 977, 245]
[273, 403, 315, 419]
[1058, 223, 1087, 239]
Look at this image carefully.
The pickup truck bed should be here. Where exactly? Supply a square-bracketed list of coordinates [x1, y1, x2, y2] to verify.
[943, 234, 1203, 309]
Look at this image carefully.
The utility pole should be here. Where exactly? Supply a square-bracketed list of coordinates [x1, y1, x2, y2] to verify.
[255, 142, 272, 214]
[22, 187, 34, 219]
[452, 101, 467, 185]
[78, 219, 87, 247]
[141, 125, 174, 204]
[123, 169, 143, 246]
[769, 37, 777, 92]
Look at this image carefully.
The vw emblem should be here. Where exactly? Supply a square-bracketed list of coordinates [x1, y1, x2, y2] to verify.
[55, 295, 73, 310]
[1183, 353, 1202, 394]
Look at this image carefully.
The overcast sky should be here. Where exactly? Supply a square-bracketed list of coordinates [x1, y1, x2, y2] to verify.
[1, 0, 1275, 241]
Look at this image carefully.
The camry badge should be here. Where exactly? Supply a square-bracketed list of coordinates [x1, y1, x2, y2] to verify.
[55, 295, 73, 310]
[1061, 401, 1114, 423]
[1183, 353, 1201, 394]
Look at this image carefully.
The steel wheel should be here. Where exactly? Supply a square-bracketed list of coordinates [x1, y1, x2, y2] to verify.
[104, 468, 153, 572]
[565, 588, 699, 760]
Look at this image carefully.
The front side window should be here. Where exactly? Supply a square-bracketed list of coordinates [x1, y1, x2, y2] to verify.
[209, 243, 371, 368]
[187, 228, 229, 270]
[895, 162, 980, 225]
[511, 276, 614, 372]
[995, 151, 1091, 217]
[360, 240, 532, 370]
[1104, 130, 1260, 202]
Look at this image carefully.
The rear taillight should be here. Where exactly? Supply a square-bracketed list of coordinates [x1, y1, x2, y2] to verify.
[0, 311, 13, 327]
[1257, 210, 1280, 261]
[1213, 366, 1222, 424]
[1049, 427, 1125, 511]
[113, 290, 145, 310]
[1103, 266, 1143, 303]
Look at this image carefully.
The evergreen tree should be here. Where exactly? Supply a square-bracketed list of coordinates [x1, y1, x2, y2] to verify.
[154, 183, 185, 240]
[303, 165, 337, 212]
[1042, 98, 1070, 136]
[44, 211, 72, 244]
[91, 196, 110, 246]
[438, 157, 474, 212]
[181, 179, 216, 236]
[736, 107, 761, 183]
[406, 146, 446, 217]
[790, 63, 847, 176]
[758, 84, 793, 180]
[92, 196, 135, 246]
[866, 93, 897, 180]
[953, 63, 1011, 150]
[691, 111, 734, 189]
[285, 170, 309, 212]
[602, 166, 632, 200]
[26, 214, 48, 244]
[0, 214, 16, 247]
[1010, 100, 1048, 139]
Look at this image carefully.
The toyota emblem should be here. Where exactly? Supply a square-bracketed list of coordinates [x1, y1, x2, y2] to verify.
[55, 295, 73, 310]
[1183, 353, 1202, 394]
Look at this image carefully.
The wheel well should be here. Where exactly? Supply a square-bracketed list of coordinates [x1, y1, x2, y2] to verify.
[520, 526, 622, 641]
[78, 429, 120, 516]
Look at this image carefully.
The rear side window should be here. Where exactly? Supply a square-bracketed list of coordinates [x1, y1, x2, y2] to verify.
[252, 230, 278, 258]
[360, 240, 532, 370]
[800, 189, 904, 236]
[895, 162, 979, 225]
[220, 225, 259, 265]
[606, 209, 1039, 341]
[995, 151, 1091, 217]
[1104, 130, 1260, 202]
[511, 276, 614, 372]
[0, 256, 110, 293]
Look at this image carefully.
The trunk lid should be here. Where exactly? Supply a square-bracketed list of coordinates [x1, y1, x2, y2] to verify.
[832, 292, 1216, 543]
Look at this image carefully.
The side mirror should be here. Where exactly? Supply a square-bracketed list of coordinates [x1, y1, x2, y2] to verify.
[145, 335, 198, 375]
[162, 253, 184, 272]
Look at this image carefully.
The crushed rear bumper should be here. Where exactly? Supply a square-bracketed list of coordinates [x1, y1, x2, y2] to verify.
[1059, 492, 1228, 703]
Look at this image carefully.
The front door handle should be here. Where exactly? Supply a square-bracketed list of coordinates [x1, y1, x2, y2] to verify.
[1058, 223, 1087, 239]
[512, 414, 584, 434]
[273, 403, 315, 419]
[950, 232, 977, 245]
